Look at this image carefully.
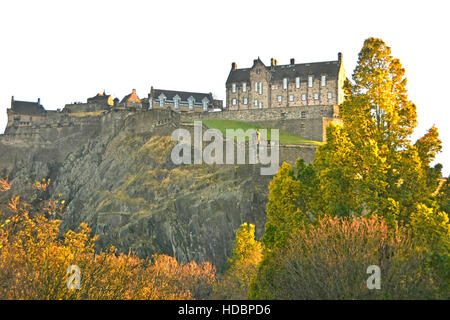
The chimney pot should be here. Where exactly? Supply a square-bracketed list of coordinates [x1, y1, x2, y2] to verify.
[290, 58, 295, 65]
[231, 62, 236, 70]
[38, 98, 40, 104]
[338, 52, 343, 62]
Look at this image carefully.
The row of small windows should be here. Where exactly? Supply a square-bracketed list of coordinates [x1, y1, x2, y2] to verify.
[278, 92, 333, 102]
[231, 75, 327, 93]
[232, 92, 333, 105]
[150, 96, 209, 111]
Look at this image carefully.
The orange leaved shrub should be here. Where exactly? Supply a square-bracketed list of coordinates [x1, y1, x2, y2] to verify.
[0, 178, 216, 300]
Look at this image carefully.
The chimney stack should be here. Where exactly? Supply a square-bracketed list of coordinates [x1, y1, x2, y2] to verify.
[132, 89, 136, 94]
[338, 52, 343, 62]
[231, 62, 237, 70]
[270, 58, 278, 67]
[38, 98, 41, 104]
[290, 58, 295, 65]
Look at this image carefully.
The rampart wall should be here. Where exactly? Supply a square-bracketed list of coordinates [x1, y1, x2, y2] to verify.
[180, 104, 341, 141]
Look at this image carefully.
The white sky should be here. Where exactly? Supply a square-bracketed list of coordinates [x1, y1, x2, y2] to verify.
[0, 0, 449, 175]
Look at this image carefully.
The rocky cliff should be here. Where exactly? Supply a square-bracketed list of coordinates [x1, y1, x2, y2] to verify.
[0, 110, 315, 270]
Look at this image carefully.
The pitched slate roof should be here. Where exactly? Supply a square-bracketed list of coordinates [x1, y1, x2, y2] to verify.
[11, 100, 45, 115]
[87, 92, 111, 103]
[151, 89, 213, 103]
[226, 58, 341, 84]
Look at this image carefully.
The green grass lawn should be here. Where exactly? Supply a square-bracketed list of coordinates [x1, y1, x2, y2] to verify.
[183, 119, 322, 145]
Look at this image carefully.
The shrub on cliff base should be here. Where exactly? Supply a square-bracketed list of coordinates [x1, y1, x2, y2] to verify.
[249, 215, 442, 299]
[0, 178, 216, 300]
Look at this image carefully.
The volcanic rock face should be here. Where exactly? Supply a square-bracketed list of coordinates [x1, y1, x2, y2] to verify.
[0, 110, 277, 270]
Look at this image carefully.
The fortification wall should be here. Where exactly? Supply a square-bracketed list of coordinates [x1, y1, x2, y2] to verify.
[0, 109, 180, 175]
[63, 103, 110, 113]
[180, 105, 340, 141]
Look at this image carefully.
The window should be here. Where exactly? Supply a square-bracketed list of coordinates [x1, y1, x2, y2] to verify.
[149, 97, 153, 109]
[232, 83, 236, 93]
[259, 82, 263, 95]
[256, 68, 261, 74]
[255, 82, 258, 93]
[232, 98, 237, 106]
[301, 93, 307, 101]
[173, 95, 180, 109]
[202, 98, 209, 111]
[301, 111, 307, 118]
[188, 97, 194, 110]
[296, 77, 300, 88]
[321, 75, 326, 87]
[283, 78, 288, 90]
[308, 76, 313, 88]
[289, 95, 294, 102]
[314, 93, 319, 100]
[243, 97, 248, 105]
[254, 99, 258, 106]
[243, 82, 247, 92]
[277, 95, 282, 102]
[328, 92, 333, 99]
[259, 102, 263, 109]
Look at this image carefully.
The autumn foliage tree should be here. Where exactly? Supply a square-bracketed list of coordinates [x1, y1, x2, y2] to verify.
[0, 178, 217, 300]
[248, 38, 449, 299]
[215, 223, 262, 299]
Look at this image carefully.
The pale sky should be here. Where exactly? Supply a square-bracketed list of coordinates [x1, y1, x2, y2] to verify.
[0, 0, 449, 175]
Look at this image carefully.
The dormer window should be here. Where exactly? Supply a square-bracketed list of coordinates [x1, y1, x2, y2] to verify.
[173, 95, 180, 109]
[188, 96, 195, 110]
[232, 83, 236, 93]
[242, 82, 247, 92]
[283, 78, 288, 90]
[158, 94, 166, 108]
[321, 75, 327, 87]
[202, 97, 209, 111]
[308, 76, 313, 88]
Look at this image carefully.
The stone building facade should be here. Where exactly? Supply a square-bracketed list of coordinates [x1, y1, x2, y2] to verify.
[148, 87, 219, 113]
[225, 53, 345, 110]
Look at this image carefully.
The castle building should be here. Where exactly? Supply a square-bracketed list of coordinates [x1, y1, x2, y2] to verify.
[225, 53, 345, 110]
[6, 97, 46, 128]
[148, 87, 219, 112]
[87, 91, 114, 107]
[64, 91, 115, 113]
[119, 89, 142, 108]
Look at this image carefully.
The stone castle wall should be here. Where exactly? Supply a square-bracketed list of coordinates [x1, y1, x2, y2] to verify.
[0, 109, 178, 174]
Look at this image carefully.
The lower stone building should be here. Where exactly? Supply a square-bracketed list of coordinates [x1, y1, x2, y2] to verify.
[6, 97, 46, 131]
[119, 89, 142, 109]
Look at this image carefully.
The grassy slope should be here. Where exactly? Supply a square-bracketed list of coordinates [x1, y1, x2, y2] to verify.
[186, 119, 321, 145]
